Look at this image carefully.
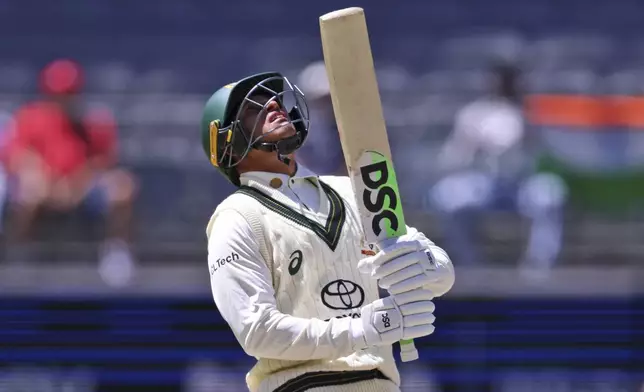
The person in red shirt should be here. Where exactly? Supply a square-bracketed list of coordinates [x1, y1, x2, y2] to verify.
[3, 58, 137, 278]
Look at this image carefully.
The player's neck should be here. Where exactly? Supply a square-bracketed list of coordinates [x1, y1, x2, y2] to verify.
[237, 155, 296, 177]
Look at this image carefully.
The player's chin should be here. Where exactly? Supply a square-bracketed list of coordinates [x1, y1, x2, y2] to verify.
[266, 122, 297, 140]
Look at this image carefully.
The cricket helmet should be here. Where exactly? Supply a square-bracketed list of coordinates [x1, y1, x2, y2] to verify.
[200, 72, 310, 185]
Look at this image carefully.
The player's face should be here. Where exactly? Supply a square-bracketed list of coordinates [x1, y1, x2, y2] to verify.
[241, 93, 297, 143]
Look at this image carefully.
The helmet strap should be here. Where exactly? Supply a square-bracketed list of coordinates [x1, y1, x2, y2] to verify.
[253, 131, 303, 160]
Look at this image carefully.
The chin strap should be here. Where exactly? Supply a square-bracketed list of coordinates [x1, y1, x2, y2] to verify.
[253, 132, 303, 163]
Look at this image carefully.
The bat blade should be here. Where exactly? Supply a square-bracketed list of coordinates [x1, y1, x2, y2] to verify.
[319, 7, 419, 362]
[318, 7, 406, 245]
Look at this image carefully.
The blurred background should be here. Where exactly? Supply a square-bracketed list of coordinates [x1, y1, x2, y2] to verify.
[0, 0, 642, 391]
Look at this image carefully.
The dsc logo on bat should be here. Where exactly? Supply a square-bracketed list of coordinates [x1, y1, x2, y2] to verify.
[355, 150, 406, 243]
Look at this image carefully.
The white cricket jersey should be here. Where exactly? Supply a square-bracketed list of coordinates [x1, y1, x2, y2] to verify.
[206, 164, 405, 392]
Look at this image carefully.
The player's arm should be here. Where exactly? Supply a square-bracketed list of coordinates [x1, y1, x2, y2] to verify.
[207, 209, 436, 360]
[207, 209, 365, 360]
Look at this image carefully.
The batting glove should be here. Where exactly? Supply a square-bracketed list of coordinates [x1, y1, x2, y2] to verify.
[352, 288, 435, 347]
[357, 230, 455, 297]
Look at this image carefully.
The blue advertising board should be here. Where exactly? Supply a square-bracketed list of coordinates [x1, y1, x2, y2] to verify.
[1, 296, 641, 391]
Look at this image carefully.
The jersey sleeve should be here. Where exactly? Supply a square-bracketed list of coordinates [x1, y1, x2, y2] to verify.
[207, 208, 368, 361]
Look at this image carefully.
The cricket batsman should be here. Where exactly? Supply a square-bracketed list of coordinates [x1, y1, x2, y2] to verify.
[201, 72, 455, 392]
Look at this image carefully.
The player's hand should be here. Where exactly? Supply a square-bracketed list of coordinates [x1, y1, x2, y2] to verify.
[357, 230, 455, 297]
[354, 288, 435, 347]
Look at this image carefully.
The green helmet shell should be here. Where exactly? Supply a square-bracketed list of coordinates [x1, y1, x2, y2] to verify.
[200, 72, 283, 185]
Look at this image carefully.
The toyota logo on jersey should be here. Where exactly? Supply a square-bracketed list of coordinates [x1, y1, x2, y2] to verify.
[321, 279, 365, 310]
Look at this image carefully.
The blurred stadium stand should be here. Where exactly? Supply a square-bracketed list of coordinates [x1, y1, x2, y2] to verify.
[0, 0, 643, 265]
[0, 1, 642, 391]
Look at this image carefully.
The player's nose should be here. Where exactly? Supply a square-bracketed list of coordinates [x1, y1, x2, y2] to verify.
[265, 99, 281, 112]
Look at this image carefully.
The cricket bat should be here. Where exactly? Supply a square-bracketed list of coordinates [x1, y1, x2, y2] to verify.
[319, 7, 419, 362]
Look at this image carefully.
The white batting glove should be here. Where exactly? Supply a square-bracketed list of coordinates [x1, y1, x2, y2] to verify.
[357, 230, 455, 297]
[352, 288, 435, 347]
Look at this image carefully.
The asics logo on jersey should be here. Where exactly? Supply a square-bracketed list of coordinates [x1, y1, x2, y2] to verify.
[360, 161, 399, 237]
[210, 252, 239, 275]
[321, 279, 365, 310]
[288, 250, 303, 276]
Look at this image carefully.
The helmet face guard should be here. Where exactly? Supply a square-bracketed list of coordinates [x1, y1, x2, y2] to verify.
[211, 75, 310, 169]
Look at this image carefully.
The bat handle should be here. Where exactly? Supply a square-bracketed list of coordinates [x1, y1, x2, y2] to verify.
[399, 339, 419, 362]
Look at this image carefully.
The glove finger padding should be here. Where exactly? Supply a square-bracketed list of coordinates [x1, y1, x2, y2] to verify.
[388, 274, 436, 295]
[371, 250, 425, 280]
[378, 262, 424, 289]
[393, 288, 435, 304]
[357, 240, 424, 274]
[403, 312, 436, 327]
[403, 324, 436, 339]
[398, 300, 435, 315]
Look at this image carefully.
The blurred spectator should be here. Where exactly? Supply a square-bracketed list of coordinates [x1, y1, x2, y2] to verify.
[1, 59, 137, 277]
[294, 61, 346, 176]
[428, 61, 568, 278]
